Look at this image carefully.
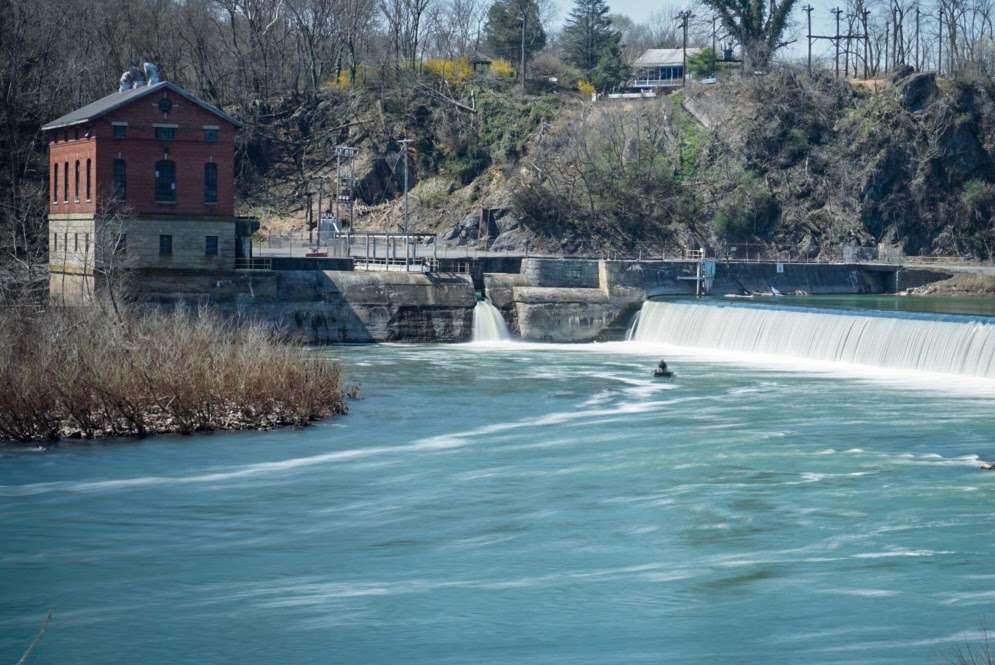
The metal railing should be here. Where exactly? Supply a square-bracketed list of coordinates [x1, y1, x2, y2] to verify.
[234, 257, 272, 271]
[249, 233, 975, 271]
[711, 244, 842, 264]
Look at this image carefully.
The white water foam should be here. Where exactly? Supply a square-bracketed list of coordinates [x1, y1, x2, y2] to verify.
[471, 299, 512, 342]
[630, 300, 995, 380]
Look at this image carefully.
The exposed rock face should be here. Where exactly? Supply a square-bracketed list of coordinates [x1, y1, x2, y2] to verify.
[442, 212, 480, 245]
[440, 208, 531, 252]
[937, 120, 993, 183]
[896, 71, 937, 111]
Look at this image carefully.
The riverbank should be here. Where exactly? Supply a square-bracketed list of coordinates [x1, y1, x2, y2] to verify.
[0, 303, 350, 444]
[905, 271, 995, 295]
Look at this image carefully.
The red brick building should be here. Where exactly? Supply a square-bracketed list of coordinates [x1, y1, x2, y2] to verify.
[43, 81, 252, 300]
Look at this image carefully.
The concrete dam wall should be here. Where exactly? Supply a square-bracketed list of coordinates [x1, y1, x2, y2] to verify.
[120, 256, 952, 344]
[483, 258, 951, 343]
[134, 268, 476, 343]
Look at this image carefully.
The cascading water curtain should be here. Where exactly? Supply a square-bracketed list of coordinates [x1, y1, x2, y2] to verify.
[631, 301, 995, 378]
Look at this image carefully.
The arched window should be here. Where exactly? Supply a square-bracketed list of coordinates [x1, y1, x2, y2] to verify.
[74, 161, 80, 202]
[85, 159, 91, 201]
[154, 160, 176, 202]
[53, 167, 58, 203]
[63, 162, 69, 202]
[113, 160, 126, 200]
[204, 163, 218, 204]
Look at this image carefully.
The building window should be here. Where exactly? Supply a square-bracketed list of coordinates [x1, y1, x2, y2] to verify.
[64, 233, 68, 252]
[84, 233, 90, 254]
[113, 159, 126, 200]
[154, 160, 176, 202]
[205, 235, 219, 256]
[86, 159, 91, 200]
[204, 128, 218, 143]
[154, 126, 176, 141]
[74, 161, 80, 202]
[159, 234, 173, 256]
[52, 233, 57, 251]
[52, 169, 58, 203]
[204, 163, 218, 204]
[74, 233, 79, 252]
[63, 162, 68, 202]
[113, 124, 127, 139]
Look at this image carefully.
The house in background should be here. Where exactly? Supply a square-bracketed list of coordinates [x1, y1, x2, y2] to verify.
[43, 80, 257, 301]
[631, 48, 704, 91]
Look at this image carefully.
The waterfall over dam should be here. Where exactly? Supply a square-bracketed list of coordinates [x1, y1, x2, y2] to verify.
[472, 300, 512, 342]
[631, 300, 995, 378]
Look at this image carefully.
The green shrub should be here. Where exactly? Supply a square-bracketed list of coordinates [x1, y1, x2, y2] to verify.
[477, 91, 557, 160]
[442, 144, 492, 184]
[961, 178, 994, 210]
[712, 178, 781, 240]
[687, 49, 717, 78]
[670, 92, 708, 179]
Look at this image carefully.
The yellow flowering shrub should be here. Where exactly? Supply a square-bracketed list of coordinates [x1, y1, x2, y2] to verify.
[577, 79, 595, 97]
[329, 66, 367, 90]
[423, 57, 474, 84]
[491, 59, 516, 79]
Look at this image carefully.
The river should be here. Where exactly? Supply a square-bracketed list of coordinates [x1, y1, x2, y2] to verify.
[3, 302, 995, 664]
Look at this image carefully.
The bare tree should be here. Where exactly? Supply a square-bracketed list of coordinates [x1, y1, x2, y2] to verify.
[286, 0, 342, 89]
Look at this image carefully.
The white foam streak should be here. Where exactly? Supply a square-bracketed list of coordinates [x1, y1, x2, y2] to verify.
[0, 435, 474, 497]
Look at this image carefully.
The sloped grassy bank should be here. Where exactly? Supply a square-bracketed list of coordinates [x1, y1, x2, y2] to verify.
[0, 304, 350, 444]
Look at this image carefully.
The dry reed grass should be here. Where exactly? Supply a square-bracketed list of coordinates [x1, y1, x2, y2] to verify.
[0, 303, 349, 443]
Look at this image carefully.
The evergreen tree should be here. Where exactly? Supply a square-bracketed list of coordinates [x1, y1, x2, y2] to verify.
[483, 0, 547, 89]
[561, 0, 620, 73]
[589, 42, 631, 92]
[687, 48, 718, 78]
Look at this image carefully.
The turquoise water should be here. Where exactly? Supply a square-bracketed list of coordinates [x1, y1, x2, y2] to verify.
[4, 341, 995, 664]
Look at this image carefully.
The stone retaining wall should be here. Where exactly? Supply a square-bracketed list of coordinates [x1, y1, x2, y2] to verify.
[129, 269, 476, 343]
[521, 257, 600, 288]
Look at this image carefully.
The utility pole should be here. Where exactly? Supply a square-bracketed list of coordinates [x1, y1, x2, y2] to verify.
[677, 10, 693, 87]
[397, 138, 412, 270]
[334, 146, 358, 233]
[844, 13, 852, 77]
[832, 7, 843, 78]
[803, 4, 814, 74]
[519, 7, 527, 92]
[884, 21, 891, 73]
[915, 5, 920, 70]
[862, 9, 871, 78]
[306, 191, 314, 244]
[316, 178, 324, 248]
[938, 4, 943, 75]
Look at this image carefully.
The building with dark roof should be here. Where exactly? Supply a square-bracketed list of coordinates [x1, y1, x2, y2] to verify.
[45, 81, 254, 301]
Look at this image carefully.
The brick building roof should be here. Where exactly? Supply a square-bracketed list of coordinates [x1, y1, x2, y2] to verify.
[42, 81, 242, 131]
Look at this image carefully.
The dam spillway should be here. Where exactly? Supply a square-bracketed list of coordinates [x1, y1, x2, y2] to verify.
[631, 300, 995, 378]
[472, 299, 512, 342]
